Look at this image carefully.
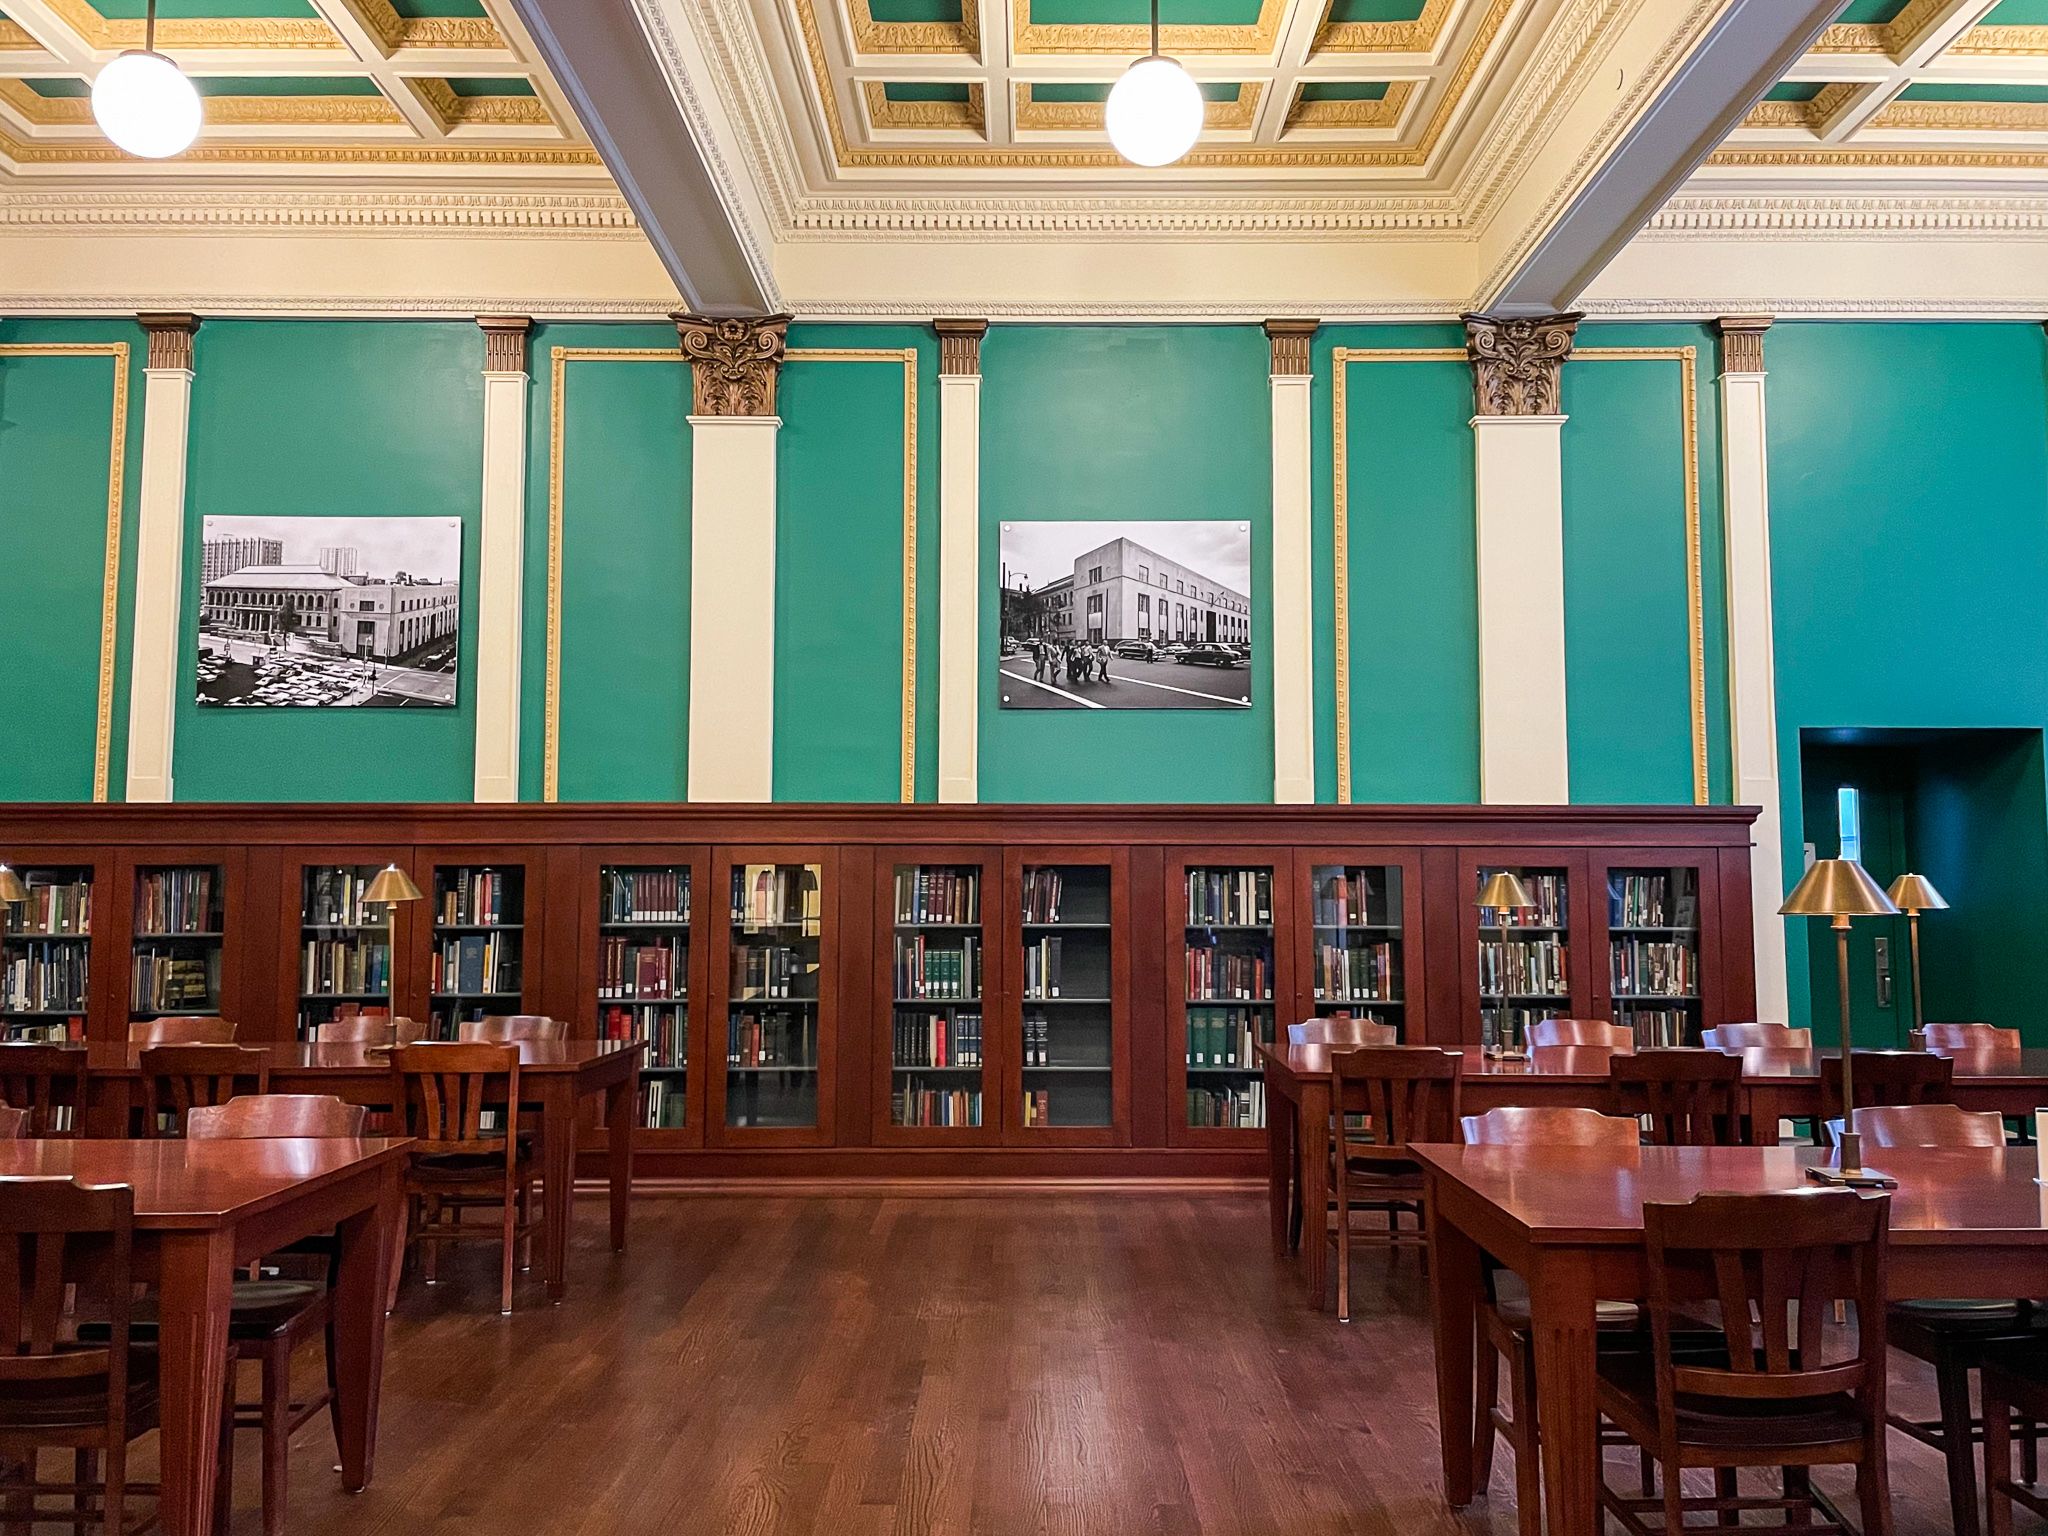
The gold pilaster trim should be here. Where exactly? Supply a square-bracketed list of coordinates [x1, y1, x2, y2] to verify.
[1715, 316, 1770, 376]
[478, 315, 531, 376]
[0, 343, 129, 802]
[934, 318, 987, 377]
[138, 313, 198, 373]
[673, 313, 791, 417]
[1264, 318, 1317, 376]
[1462, 312, 1581, 417]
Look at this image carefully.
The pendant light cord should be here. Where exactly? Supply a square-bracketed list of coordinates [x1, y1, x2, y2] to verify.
[1148, 0, 1159, 58]
[144, 0, 156, 52]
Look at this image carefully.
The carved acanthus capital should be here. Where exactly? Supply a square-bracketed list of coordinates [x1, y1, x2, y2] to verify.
[934, 318, 989, 377]
[477, 315, 532, 376]
[1716, 315, 1772, 376]
[1263, 318, 1318, 377]
[138, 312, 199, 373]
[673, 312, 791, 417]
[1461, 312, 1581, 417]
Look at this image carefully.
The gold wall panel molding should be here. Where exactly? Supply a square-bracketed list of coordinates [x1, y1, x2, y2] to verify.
[674, 312, 792, 416]
[1463, 311, 1580, 416]
[0, 342, 129, 802]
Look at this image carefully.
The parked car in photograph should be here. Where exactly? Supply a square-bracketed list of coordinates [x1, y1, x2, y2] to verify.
[1115, 640, 1158, 660]
[1154, 642, 1186, 658]
[1177, 644, 1245, 668]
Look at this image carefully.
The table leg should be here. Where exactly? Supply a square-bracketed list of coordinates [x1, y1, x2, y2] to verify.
[605, 1074, 635, 1253]
[1528, 1250, 1602, 1536]
[539, 1080, 575, 1302]
[1298, 1079, 1331, 1309]
[1748, 1086, 1785, 1147]
[330, 1164, 400, 1493]
[1266, 1068, 1293, 1257]
[154, 1228, 236, 1536]
[1426, 1183, 1483, 1508]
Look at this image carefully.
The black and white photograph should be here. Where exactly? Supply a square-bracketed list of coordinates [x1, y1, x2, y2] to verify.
[195, 515, 463, 707]
[997, 520, 1253, 710]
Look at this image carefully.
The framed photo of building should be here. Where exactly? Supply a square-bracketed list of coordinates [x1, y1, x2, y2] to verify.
[996, 520, 1253, 711]
[195, 515, 463, 707]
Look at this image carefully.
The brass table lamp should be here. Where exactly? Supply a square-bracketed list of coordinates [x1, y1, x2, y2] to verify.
[1884, 872, 1948, 1039]
[363, 863, 423, 906]
[0, 866, 27, 983]
[1781, 858, 1900, 1187]
[1477, 870, 1536, 1058]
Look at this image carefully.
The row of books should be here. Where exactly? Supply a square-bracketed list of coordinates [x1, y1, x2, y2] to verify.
[600, 1003, 688, 1068]
[1185, 948, 1271, 1002]
[641, 1077, 688, 1129]
[1188, 1082, 1264, 1130]
[1480, 1006, 1556, 1054]
[894, 1010, 982, 1068]
[1311, 940, 1397, 1003]
[1186, 869, 1272, 928]
[727, 1009, 815, 1068]
[1019, 1014, 1110, 1069]
[134, 868, 218, 934]
[1608, 873, 1697, 929]
[894, 866, 979, 926]
[430, 934, 519, 996]
[6, 880, 91, 936]
[1309, 870, 1395, 928]
[304, 867, 389, 929]
[1021, 868, 1067, 924]
[731, 944, 813, 1000]
[1478, 937, 1567, 997]
[732, 865, 821, 932]
[599, 936, 686, 1001]
[300, 938, 391, 998]
[131, 949, 214, 1012]
[1021, 936, 1071, 999]
[602, 868, 689, 924]
[5, 1017, 82, 1045]
[1620, 1008, 1694, 1047]
[1484, 871, 1566, 927]
[894, 935, 980, 1000]
[2, 944, 88, 1012]
[1609, 939, 1698, 998]
[1185, 1006, 1266, 1068]
[1020, 1089, 1066, 1128]
[894, 1083, 982, 1127]
[436, 868, 518, 928]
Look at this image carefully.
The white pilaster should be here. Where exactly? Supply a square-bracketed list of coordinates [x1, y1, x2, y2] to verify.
[687, 415, 781, 801]
[1266, 319, 1318, 804]
[124, 315, 198, 803]
[935, 319, 986, 804]
[1471, 414, 1570, 804]
[1718, 316, 1789, 1021]
[473, 317, 531, 804]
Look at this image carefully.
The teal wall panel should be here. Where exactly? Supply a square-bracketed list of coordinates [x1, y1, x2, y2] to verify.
[979, 325, 1273, 803]
[175, 321, 482, 801]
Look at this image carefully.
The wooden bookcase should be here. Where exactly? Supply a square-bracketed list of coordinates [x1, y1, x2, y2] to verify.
[112, 845, 249, 1035]
[1293, 847, 1425, 1043]
[0, 849, 108, 1046]
[406, 845, 548, 1041]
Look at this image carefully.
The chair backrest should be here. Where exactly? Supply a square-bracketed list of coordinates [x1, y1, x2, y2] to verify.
[458, 1015, 565, 1043]
[186, 1093, 367, 1139]
[0, 1176, 138, 1425]
[1327, 1047, 1461, 1148]
[0, 1106, 26, 1140]
[140, 1044, 271, 1137]
[1528, 1018, 1635, 1051]
[128, 1015, 236, 1045]
[1702, 1022, 1812, 1051]
[1825, 1102, 2008, 1149]
[0, 1044, 87, 1137]
[391, 1042, 521, 1156]
[1460, 1106, 1638, 1150]
[1820, 1050, 1953, 1122]
[1610, 1048, 1744, 1146]
[1641, 1189, 1889, 1430]
[316, 1015, 397, 1044]
[1287, 1017, 1398, 1047]
[1913, 1022, 2022, 1052]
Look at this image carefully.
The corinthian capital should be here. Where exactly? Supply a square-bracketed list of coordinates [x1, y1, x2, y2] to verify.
[1461, 312, 1582, 417]
[672, 312, 792, 417]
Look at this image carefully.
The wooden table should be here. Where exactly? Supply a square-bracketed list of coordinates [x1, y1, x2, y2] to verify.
[0, 1137, 408, 1536]
[1414, 1142, 2048, 1536]
[82, 1038, 646, 1302]
[1258, 1043, 2048, 1309]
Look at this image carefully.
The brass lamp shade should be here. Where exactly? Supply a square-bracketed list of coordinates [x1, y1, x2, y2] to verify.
[1476, 870, 1535, 912]
[363, 863, 423, 905]
[0, 864, 27, 905]
[1885, 872, 1948, 915]
[1779, 858, 1899, 919]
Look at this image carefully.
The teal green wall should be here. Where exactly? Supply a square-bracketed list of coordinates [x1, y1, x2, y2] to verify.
[0, 320, 147, 801]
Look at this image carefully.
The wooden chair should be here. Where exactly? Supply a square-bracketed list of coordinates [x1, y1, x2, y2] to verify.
[1327, 1046, 1459, 1322]
[1462, 1106, 1650, 1536]
[389, 1043, 542, 1314]
[0, 1107, 24, 1139]
[187, 1094, 366, 1140]
[1286, 1017, 1398, 1047]
[0, 1044, 87, 1137]
[314, 1015, 396, 1045]
[139, 1044, 270, 1138]
[458, 1015, 565, 1043]
[1820, 1050, 1953, 1132]
[1830, 1102, 2007, 1149]
[1701, 1023, 1812, 1051]
[1596, 1188, 1894, 1536]
[1914, 1022, 2023, 1052]
[1528, 1018, 1635, 1051]
[127, 1015, 236, 1045]
[1610, 1049, 1744, 1146]
[1985, 1351, 2048, 1536]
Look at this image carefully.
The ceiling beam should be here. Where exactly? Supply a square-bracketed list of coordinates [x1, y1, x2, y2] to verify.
[506, 0, 774, 313]
[1475, 0, 1844, 317]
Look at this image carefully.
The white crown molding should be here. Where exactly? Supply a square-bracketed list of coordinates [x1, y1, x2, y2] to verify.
[777, 201, 1471, 238]
[790, 297, 1466, 320]
[0, 188, 649, 237]
[0, 293, 682, 318]
[1582, 295, 2048, 319]
[1647, 192, 2048, 237]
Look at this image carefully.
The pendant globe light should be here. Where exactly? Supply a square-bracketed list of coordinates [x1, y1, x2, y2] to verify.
[91, 0, 201, 160]
[1104, 0, 1203, 167]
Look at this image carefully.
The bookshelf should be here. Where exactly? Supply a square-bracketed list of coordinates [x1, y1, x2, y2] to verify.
[1, 866, 93, 1043]
[296, 863, 396, 1040]
[718, 857, 828, 1142]
[1604, 863, 1704, 1047]
[596, 862, 694, 1131]
[130, 864, 224, 1024]
[427, 863, 525, 1040]
[881, 856, 992, 1142]
[1017, 859, 1118, 1137]
[1473, 862, 1574, 1054]
[1171, 853, 1285, 1143]
[1305, 861, 1409, 1038]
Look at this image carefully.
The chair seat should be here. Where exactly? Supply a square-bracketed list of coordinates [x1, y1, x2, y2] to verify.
[410, 1147, 534, 1184]
[80, 1280, 324, 1343]
[0, 1345, 160, 1431]
[1892, 1298, 2032, 1325]
[1492, 1272, 1641, 1329]
[1597, 1352, 1864, 1450]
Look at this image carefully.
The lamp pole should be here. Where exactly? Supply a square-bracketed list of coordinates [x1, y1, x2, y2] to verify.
[1831, 912, 1863, 1175]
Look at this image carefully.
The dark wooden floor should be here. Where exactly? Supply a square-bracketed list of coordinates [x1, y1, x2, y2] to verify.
[165, 1191, 2013, 1533]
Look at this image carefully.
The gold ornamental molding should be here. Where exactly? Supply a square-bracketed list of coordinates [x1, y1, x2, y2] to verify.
[0, 19, 38, 48]
[1707, 144, 2048, 170]
[0, 124, 601, 167]
[1870, 99, 2048, 134]
[1315, 0, 1455, 54]
[673, 313, 791, 417]
[1462, 312, 1580, 417]
[411, 78, 554, 131]
[38, 0, 337, 50]
[1284, 80, 1414, 132]
[138, 313, 198, 372]
[1263, 318, 1317, 376]
[1715, 315, 1770, 376]
[1810, 0, 1947, 59]
[933, 318, 987, 376]
[478, 315, 531, 375]
[0, 80, 402, 128]
[863, 81, 986, 133]
[1012, 0, 1283, 56]
[1738, 83, 1859, 135]
[1953, 22, 2048, 55]
[0, 342, 128, 802]
[845, 0, 980, 56]
[1013, 81, 1260, 133]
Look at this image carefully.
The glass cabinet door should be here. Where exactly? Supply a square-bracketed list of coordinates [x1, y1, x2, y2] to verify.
[725, 862, 823, 1131]
[1475, 864, 1571, 1053]
[598, 864, 692, 1129]
[298, 864, 395, 1040]
[130, 864, 225, 1026]
[1180, 863, 1276, 1132]
[1606, 865, 1702, 1046]
[1019, 862, 1115, 1131]
[889, 862, 987, 1132]
[428, 864, 525, 1040]
[1306, 863, 1406, 1036]
[2, 865, 93, 1044]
